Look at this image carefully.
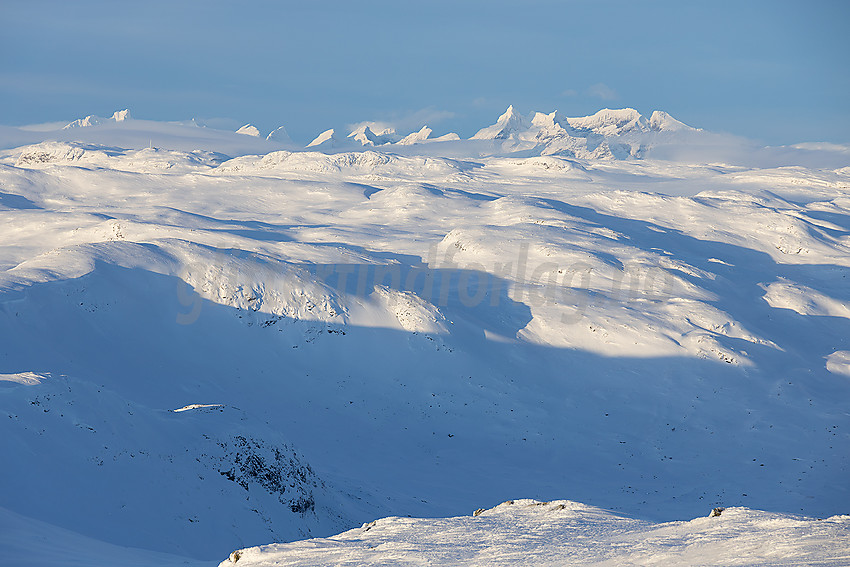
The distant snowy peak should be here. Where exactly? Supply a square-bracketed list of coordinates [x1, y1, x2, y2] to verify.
[566, 108, 649, 136]
[561, 107, 697, 136]
[531, 110, 567, 129]
[396, 126, 460, 145]
[397, 125, 433, 145]
[307, 128, 338, 148]
[63, 115, 103, 129]
[348, 125, 380, 146]
[471, 105, 531, 140]
[63, 108, 132, 129]
[301, 105, 691, 153]
[530, 110, 574, 139]
[347, 125, 399, 146]
[649, 110, 697, 132]
[307, 123, 457, 149]
[266, 125, 292, 143]
[111, 109, 131, 122]
[236, 124, 261, 137]
[464, 105, 700, 159]
[475, 106, 696, 140]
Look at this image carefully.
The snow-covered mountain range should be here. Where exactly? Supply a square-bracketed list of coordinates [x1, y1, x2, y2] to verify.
[1, 108, 848, 565]
[56, 105, 697, 159]
[472, 105, 699, 159]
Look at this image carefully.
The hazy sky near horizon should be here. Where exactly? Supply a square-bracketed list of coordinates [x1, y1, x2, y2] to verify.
[1, 0, 848, 144]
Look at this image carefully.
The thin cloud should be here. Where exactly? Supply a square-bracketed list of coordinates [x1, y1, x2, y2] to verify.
[347, 107, 456, 134]
[586, 83, 619, 101]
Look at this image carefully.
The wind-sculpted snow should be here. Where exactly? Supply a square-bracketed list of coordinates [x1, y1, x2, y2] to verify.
[0, 113, 849, 564]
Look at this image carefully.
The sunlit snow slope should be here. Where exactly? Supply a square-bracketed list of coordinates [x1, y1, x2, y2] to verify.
[221, 500, 850, 567]
[0, 110, 848, 563]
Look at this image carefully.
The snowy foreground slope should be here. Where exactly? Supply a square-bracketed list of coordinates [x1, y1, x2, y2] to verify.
[0, 109, 849, 564]
[223, 500, 850, 567]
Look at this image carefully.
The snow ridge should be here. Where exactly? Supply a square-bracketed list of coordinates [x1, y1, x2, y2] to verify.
[63, 109, 132, 129]
[50, 105, 704, 160]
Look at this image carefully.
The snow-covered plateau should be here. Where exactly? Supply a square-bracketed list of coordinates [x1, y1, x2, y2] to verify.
[0, 108, 848, 565]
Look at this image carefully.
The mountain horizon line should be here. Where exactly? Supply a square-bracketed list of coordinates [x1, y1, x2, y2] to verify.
[52, 105, 698, 148]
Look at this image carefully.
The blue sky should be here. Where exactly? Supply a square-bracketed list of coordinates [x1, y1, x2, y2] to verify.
[1, 0, 848, 144]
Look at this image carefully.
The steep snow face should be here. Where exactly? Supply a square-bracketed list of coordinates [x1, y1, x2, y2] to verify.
[306, 128, 338, 148]
[396, 127, 461, 146]
[236, 124, 261, 137]
[530, 109, 571, 135]
[397, 125, 432, 145]
[348, 125, 380, 146]
[222, 500, 850, 567]
[471, 105, 531, 140]
[266, 125, 292, 143]
[650, 110, 696, 132]
[347, 125, 399, 146]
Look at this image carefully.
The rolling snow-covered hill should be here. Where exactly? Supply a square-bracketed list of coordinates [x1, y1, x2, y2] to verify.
[0, 108, 848, 564]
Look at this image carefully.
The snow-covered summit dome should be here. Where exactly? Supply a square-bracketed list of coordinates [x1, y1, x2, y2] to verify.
[566, 108, 649, 136]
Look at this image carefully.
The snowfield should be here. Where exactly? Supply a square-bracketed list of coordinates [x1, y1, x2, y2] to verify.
[221, 500, 850, 567]
[0, 108, 848, 564]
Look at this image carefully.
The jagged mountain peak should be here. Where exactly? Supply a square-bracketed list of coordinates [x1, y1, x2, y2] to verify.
[566, 108, 649, 136]
[530, 110, 573, 135]
[397, 125, 432, 145]
[346, 124, 399, 147]
[63, 108, 133, 129]
[348, 125, 379, 146]
[471, 105, 531, 140]
[500, 104, 520, 119]
[460, 105, 702, 160]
